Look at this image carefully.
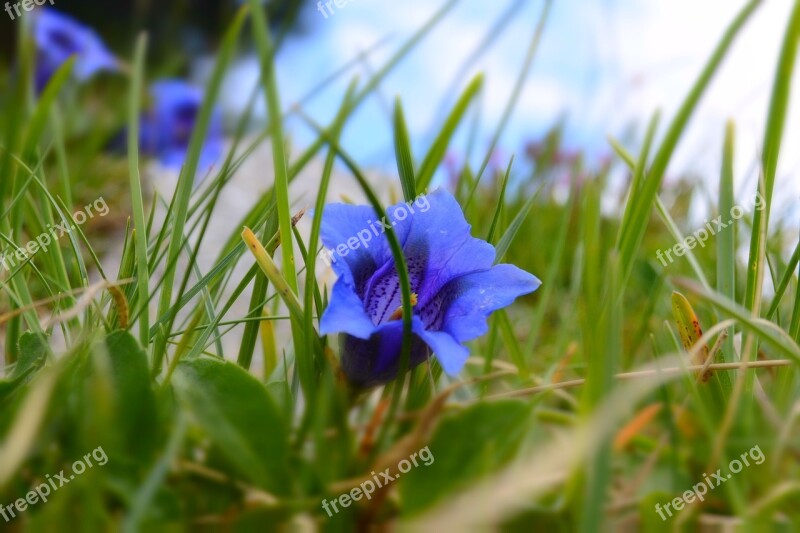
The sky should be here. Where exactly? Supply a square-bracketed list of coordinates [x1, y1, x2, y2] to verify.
[211, 0, 799, 222]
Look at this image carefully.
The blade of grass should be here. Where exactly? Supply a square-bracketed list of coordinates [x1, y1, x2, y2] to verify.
[743, 0, 800, 315]
[394, 98, 417, 201]
[718, 121, 736, 364]
[674, 277, 800, 364]
[249, 0, 312, 395]
[415, 74, 483, 192]
[465, 0, 552, 208]
[300, 81, 358, 385]
[127, 34, 151, 349]
[151, 7, 248, 374]
[614, 111, 660, 249]
[486, 156, 513, 244]
[493, 180, 546, 264]
[617, 0, 760, 283]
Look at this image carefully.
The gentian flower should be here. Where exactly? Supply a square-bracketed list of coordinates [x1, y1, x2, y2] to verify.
[319, 189, 541, 388]
[139, 80, 224, 178]
[34, 9, 118, 92]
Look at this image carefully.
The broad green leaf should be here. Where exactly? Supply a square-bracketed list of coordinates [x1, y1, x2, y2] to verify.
[104, 331, 158, 460]
[0, 332, 47, 404]
[172, 357, 291, 494]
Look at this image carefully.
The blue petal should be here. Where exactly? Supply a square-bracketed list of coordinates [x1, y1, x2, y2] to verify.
[390, 189, 496, 305]
[139, 80, 223, 178]
[339, 317, 431, 387]
[319, 279, 376, 340]
[72, 47, 117, 80]
[319, 203, 408, 296]
[339, 315, 475, 386]
[438, 264, 541, 343]
[356, 189, 495, 323]
[34, 9, 117, 87]
[413, 327, 470, 375]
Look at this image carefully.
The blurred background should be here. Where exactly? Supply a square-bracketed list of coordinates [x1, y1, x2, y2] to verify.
[3, 0, 797, 204]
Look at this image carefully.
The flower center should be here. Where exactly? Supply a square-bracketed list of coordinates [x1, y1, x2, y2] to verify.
[387, 292, 418, 321]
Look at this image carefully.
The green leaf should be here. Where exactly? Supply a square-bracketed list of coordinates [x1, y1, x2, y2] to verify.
[21, 57, 75, 160]
[249, 0, 309, 399]
[104, 331, 158, 460]
[400, 400, 532, 514]
[172, 356, 291, 494]
[152, 7, 249, 374]
[0, 332, 47, 404]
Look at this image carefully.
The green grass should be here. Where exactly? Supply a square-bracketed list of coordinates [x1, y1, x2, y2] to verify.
[1, 1, 800, 530]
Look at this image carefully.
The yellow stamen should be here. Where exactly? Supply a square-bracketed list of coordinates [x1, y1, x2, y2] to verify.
[388, 293, 418, 321]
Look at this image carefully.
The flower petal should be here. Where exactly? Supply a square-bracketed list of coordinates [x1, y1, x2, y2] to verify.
[413, 327, 470, 375]
[339, 317, 430, 388]
[319, 203, 405, 297]
[389, 189, 496, 306]
[139, 80, 224, 178]
[359, 189, 495, 323]
[34, 9, 118, 88]
[319, 279, 376, 339]
[436, 264, 541, 343]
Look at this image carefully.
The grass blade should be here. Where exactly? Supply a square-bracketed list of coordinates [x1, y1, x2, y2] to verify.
[394, 98, 417, 201]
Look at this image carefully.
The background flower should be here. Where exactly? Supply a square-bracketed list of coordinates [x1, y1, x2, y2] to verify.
[34, 9, 118, 92]
[139, 79, 223, 178]
[319, 189, 541, 387]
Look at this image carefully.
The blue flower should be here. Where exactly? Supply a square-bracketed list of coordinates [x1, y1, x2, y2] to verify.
[319, 189, 541, 387]
[139, 80, 224, 177]
[34, 9, 118, 92]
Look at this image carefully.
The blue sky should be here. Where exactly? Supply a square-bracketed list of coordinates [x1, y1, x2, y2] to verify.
[211, 0, 799, 214]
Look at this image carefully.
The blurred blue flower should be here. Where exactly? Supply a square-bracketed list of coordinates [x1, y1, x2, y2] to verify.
[319, 189, 541, 387]
[139, 80, 224, 177]
[34, 9, 118, 92]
